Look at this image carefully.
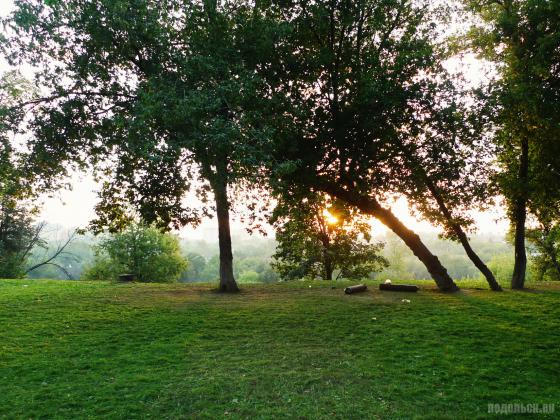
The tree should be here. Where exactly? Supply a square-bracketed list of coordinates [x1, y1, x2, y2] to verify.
[466, 0, 560, 288]
[272, 195, 387, 281]
[389, 102, 503, 290]
[83, 224, 187, 282]
[264, 0, 471, 291]
[26, 235, 96, 280]
[526, 223, 560, 281]
[3, 0, 279, 292]
[238, 270, 260, 284]
[0, 71, 42, 278]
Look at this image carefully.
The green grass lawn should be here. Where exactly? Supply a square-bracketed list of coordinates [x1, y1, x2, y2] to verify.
[1, 279, 559, 419]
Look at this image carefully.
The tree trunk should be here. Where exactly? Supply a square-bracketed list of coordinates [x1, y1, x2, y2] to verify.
[212, 169, 239, 293]
[324, 255, 334, 280]
[368, 203, 459, 292]
[396, 141, 502, 291]
[454, 229, 502, 291]
[319, 231, 334, 280]
[320, 183, 459, 292]
[422, 176, 502, 291]
[511, 137, 529, 289]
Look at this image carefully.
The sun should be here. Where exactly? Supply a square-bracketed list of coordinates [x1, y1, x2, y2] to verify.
[322, 208, 339, 225]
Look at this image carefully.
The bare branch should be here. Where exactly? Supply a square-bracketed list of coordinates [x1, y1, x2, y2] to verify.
[25, 229, 79, 276]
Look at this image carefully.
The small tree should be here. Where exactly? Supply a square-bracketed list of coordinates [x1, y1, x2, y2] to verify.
[84, 224, 187, 282]
[272, 196, 387, 281]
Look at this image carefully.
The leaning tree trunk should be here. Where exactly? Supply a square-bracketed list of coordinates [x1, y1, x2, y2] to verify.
[211, 167, 239, 293]
[511, 137, 529, 290]
[454, 229, 502, 291]
[321, 183, 459, 292]
[369, 203, 459, 292]
[422, 177, 503, 291]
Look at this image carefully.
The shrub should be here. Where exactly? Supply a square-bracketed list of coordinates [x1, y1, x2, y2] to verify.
[83, 224, 187, 282]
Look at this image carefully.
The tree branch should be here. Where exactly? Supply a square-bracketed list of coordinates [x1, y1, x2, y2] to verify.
[25, 229, 78, 276]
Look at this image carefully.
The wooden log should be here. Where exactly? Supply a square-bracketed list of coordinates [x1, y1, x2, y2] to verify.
[118, 273, 135, 282]
[344, 284, 367, 294]
[379, 283, 419, 292]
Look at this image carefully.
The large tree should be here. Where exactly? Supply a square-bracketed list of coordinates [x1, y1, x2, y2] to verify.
[264, 0, 494, 291]
[466, 0, 560, 288]
[3, 0, 278, 291]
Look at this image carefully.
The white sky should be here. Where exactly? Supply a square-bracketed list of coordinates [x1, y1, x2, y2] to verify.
[0, 0, 509, 238]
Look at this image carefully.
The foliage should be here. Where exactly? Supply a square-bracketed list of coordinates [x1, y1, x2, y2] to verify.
[2, 0, 273, 227]
[263, 0, 480, 216]
[272, 196, 387, 280]
[466, 0, 560, 287]
[0, 199, 41, 278]
[526, 223, 560, 281]
[237, 270, 260, 284]
[180, 252, 207, 282]
[375, 234, 415, 281]
[180, 240, 279, 284]
[0, 71, 42, 278]
[1, 279, 559, 418]
[84, 224, 187, 282]
[2, 0, 284, 291]
[485, 253, 516, 285]
[81, 255, 121, 282]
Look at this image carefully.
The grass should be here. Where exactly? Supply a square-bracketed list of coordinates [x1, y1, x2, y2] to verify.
[1, 278, 559, 419]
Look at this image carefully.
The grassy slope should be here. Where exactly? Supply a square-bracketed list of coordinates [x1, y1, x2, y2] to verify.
[1, 279, 559, 419]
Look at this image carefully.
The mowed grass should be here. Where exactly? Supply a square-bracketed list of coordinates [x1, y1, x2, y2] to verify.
[1, 279, 559, 419]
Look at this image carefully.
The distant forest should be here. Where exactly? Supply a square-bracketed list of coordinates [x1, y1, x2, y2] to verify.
[27, 227, 522, 284]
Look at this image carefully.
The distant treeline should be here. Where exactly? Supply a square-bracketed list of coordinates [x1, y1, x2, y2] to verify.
[26, 228, 528, 284]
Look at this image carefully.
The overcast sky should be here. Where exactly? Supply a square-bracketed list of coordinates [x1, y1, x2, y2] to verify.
[0, 0, 509, 239]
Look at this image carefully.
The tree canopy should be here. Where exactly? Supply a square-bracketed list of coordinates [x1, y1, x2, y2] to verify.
[261, 0, 475, 290]
[2, 0, 558, 290]
[3, 0, 283, 291]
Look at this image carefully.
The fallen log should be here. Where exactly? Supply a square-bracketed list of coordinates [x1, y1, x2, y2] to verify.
[379, 283, 419, 292]
[344, 284, 368, 294]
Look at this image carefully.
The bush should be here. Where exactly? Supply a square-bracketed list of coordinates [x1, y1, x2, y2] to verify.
[82, 256, 122, 281]
[238, 270, 260, 284]
[83, 224, 188, 282]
